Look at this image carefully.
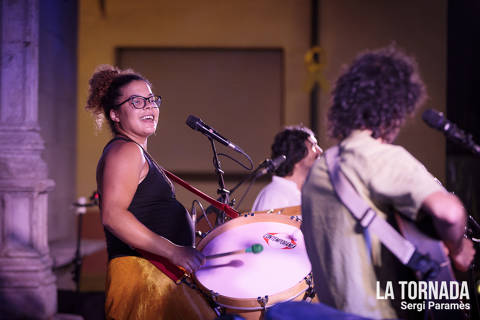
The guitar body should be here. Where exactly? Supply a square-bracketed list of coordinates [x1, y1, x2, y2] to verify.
[395, 214, 455, 282]
[394, 214, 468, 320]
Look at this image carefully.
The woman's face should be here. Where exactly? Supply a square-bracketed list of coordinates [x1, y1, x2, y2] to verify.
[110, 80, 159, 139]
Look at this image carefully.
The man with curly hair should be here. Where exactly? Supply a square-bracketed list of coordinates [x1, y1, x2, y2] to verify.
[251, 125, 322, 212]
[300, 46, 474, 319]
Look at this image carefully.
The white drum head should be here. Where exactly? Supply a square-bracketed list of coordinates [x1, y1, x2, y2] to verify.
[195, 215, 311, 299]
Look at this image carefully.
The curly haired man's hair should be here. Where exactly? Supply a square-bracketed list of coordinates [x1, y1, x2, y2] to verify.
[271, 125, 315, 177]
[328, 45, 426, 142]
[85, 64, 150, 134]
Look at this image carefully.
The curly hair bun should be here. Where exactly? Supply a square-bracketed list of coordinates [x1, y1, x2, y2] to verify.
[85, 65, 121, 118]
[85, 64, 148, 133]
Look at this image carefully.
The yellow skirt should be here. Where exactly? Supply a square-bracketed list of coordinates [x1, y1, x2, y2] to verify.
[105, 256, 216, 320]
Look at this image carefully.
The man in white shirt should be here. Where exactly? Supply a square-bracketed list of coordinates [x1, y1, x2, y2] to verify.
[251, 125, 322, 212]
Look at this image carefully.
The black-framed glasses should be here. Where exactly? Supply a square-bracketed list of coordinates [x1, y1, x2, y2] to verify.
[115, 95, 162, 109]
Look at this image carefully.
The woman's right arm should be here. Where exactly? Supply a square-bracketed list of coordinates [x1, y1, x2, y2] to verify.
[99, 141, 204, 273]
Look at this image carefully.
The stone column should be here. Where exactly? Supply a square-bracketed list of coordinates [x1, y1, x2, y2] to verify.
[0, 0, 57, 318]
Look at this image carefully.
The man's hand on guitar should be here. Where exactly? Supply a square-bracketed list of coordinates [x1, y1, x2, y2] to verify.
[422, 191, 475, 272]
[449, 237, 475, 272]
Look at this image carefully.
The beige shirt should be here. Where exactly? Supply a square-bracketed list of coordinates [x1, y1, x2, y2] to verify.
[301, 130, 444, 319]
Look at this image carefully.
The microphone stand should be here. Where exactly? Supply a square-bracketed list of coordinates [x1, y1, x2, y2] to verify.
[202, 162, 261, 217]
[230, 158, 279, 210]
[451, 128, 480, 156]
[209, 137, 230, 225]
[71, 191, 99, 293]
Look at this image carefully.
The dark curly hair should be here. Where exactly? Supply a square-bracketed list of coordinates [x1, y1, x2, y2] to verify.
[271, 125, 315, 177]
[85, 64, 150, 134]
[328, 46, 426, 142]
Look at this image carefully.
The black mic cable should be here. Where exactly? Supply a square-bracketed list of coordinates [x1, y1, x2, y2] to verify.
[232, 155, 287, 211]
[230, 154, 287, 195]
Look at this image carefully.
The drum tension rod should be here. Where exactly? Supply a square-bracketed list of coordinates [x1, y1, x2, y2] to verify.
[303, 274, 316, 301]
[257, 295, 269, 309]
[289, 215, 302, 222]
[209, 290, 219, 302]
[305, 274, 313, 287]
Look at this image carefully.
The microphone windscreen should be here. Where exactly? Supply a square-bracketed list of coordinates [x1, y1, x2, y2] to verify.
[422, 108, 446, 130]
[186, 115, 200, 130]
[271, 155, 287, 169]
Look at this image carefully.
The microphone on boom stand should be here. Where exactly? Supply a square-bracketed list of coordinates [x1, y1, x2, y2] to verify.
[202, 155, 287, 226]
[253, 155, 287, 179]
[422, 108, 480, 156]
[186, 114, 254, 226]
[230, 154, 286, 196]
[231, 154, 287, 211]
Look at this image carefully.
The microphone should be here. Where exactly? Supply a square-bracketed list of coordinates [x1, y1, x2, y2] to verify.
[422, 108, 480, 155]
[255, 155, 287, 178]
[186, 115, 245, 153]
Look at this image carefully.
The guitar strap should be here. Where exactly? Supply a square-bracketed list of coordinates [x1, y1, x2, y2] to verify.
[162, 169, 239, 219]
[325, 146, 441, 280]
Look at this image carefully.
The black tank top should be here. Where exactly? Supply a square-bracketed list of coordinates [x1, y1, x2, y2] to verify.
[102, 136, 194, 260]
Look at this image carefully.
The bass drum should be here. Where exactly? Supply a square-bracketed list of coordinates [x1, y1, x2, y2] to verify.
[194, 212, 314, 320]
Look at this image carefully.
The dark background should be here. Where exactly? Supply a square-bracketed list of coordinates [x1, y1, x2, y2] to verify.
[447, 0, 480, 224]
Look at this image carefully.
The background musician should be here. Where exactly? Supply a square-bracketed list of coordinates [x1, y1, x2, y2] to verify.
[251, 125, 322, 212]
